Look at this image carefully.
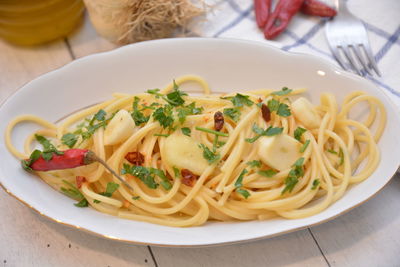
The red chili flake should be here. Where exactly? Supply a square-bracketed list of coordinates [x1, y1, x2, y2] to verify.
[125, 152, 145, 166]
[76, 176, 86, 189]
[257, 98, 263, 103]
[261, 103, 271, 122]
[181, 169, 199, 187]
[214, 111, 224, 131]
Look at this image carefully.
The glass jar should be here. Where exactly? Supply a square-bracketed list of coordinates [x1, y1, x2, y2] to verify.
[0, 0, 84, 46]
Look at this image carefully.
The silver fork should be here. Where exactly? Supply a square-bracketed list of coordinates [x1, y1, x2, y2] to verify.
[325, 0, 380, 76]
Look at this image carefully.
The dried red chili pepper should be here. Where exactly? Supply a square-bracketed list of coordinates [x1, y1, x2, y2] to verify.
[26, 149, 96, 172]
[254, 0, 271, 28]
[261, 103, 271, 122]
[301, 0, 337, 17]
[264, 0, 304, 40]
[181, 169, 199, 187]
[125, 152, 145, 166]
[214, 111, 224, 131]
[76, 176, 86, 189]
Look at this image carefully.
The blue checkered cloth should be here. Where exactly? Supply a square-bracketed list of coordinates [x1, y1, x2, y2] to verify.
[188, 0, 400, 106]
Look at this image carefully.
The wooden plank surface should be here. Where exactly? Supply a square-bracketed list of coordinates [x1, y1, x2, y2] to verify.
[1, 12, 400, 267]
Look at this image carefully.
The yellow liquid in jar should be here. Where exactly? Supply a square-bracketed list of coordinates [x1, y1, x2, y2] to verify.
[0, 0, 84, 46]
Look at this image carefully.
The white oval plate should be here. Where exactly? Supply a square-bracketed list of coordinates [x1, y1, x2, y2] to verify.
[1, 38, 400, 247]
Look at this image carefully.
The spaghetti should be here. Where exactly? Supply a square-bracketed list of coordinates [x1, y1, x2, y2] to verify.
[5, 75, 386, 227]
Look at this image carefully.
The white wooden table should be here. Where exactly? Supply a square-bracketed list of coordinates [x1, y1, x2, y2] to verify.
[1, 15, 399, 267]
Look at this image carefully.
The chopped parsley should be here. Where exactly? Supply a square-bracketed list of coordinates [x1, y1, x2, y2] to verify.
[147, 80, 188, 107]
[173, 167, 180, 178]
[61, 133, 78, 148]
[271, 87, 293, 96]
[224, 93, 254, 107]
[121, 164, 171, 190]
[267, 99, 280, 111]
[34, 134, 64, 161]
[294, 127, 307, 141]
[21, 149, 42, 171]
[131, 97, 150, 126]
[311, 179, 320, 190]
[282, 157, 305, 194]
[327, 149, 338, 155]
[93, 182, 120, 203]
[132, 196, 141, 200]
[277, 103, 291, 117]
[60, 180, 88, 207]
[176, 102, 203, 123]
[246, 160, 262, 168]
[234, 169, 250, 199]
[223, 107, 241, 122]
[258, 169, 277, 177]
[181, 127, 191, 137]
[154, 133, 170, 137]
[195, 126, 229, 137]
[300, 140, 310, 153]
[153, 105, 174, 129]
[198, 144, 220, 164]
[245, 124, 283, 143]
[267, 99, 291, 117]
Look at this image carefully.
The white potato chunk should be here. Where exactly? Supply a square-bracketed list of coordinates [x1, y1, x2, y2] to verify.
[257, 134, 302, 171]
[163, 134, 208, 175]
[291, 97, 321, 129]
[104, 110, 136, 145]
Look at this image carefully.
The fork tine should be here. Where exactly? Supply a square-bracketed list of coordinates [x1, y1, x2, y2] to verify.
[360, 44, 381, 77]
[351, 45, 373, 76]
[330, 46, 349, 71]
[341, 45, 362, 76]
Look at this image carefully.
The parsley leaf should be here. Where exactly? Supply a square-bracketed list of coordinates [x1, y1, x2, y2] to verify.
[181, 127, 191, 137]
[164, 80, 187, 106]
[246, 160, 262, 168]
[236, 188, 251, 199]
[121, 164, 158, 189]
[300, 140, 310, 153]
[122, 164, 171, 190]
[294, 127, 306, 141]
[35, 134, 64, 161]
[277, 103, 291, 117]
[282, 157, 305, 194]
[150, 168, 172, 190]
[153, 105, 174, 128]
[311, 179, 320, 190]
[132, 196, 141, 200]
[245, 124, 283, 143]
[94, 109, 107, 122]
[93, 182, 120, 203]
[327, 149, 338, 155]
[176, 102, 203, 123]
[131, 97, 150, 126]
[225, 94, 254, 107]
[267, 99, 280, 111]
[258, 169, 277, 177]
[61, 133, 78, 148]
[60, 180, 88, 208]
[223, 107, 241, 122]
[198, 144, 220, 164]
[234, 169, 251, 199]
[21, 149, 42, 171]
[234, 169, 248, 188]
[173, 167, 180, 178]
[272, 87, 293, 96]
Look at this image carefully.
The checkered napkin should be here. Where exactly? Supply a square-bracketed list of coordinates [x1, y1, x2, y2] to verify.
[188, 0, 400, 106]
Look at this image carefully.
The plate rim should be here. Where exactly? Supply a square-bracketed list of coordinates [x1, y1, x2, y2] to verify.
[1, 37, 400, 247]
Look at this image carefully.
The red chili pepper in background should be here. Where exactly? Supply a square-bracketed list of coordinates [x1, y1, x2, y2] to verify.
[254, 0, 271, 28]
[301, 0, 337, 17]
[27, 149, 96, 171]
[264, 0, 304, 40]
